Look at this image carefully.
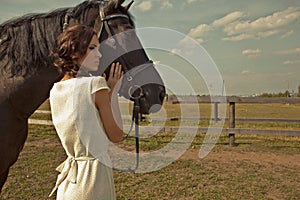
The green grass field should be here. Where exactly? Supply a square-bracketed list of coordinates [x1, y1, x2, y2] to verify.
[1, 101, 300, 199]
[1, 125, 299, 199]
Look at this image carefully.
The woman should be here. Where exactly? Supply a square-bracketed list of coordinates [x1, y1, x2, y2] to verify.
[49, 24, 123, 199]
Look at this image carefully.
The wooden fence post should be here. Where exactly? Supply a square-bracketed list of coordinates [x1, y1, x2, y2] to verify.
[229, 102, 236, 146]
[214, 102, 219, 122]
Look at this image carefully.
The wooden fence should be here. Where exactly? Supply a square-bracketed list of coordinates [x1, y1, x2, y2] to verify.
[171, 96, 300, 146]
[31, 97, 300, 147]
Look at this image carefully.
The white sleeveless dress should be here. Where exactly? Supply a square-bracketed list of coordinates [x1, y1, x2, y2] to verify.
[49, 76, 116, 200]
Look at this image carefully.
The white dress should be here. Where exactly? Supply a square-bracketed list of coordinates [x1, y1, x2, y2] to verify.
[49, 76, 116, 200]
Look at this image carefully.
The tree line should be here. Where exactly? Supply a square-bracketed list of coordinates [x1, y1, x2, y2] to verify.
[259, 84, 300, 97]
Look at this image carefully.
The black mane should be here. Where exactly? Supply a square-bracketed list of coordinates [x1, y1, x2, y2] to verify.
[0, 8, 68, 76]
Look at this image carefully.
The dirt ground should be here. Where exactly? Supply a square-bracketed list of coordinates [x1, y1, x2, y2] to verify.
[181, 148, 300, 168]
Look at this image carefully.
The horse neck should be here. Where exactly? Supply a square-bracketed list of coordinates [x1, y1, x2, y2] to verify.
[6, 67, 62, 119]
[0, 12, 66, 118]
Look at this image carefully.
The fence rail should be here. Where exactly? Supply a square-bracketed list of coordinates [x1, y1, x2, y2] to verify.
[170, 96, 300, 146]
[31, 97, 300, 146]
[171, 96, 300, 104]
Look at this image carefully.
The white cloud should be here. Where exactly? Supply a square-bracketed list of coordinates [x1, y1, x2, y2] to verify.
[241, 70, 252, 75]
[185, 0, 206, 4]
[170, 48, 181, 55]
[195, 38, 205, 44]
[242, 48, 262, 58]
[257, 30, 279, 38]
[212, 11, 244, 27]
[137, 1, 152, 11]
[153, 60, 161, 65]
[188, 24, 212, 38]
[185, 0, 210, 4]
[188, 7, 294, 43]
[223, 30, 279, 41]
[223, 34, 253, 41]
[283, 60, 300, 65]
[280, 30, 294, 39]
[187, 11, 243, 42]
[160, 0, 173, 9]
[275, 48, 300, 55]
[137, 0, 172, 11]
[223, 7, 300, 40]
[186, 0, 197, 3]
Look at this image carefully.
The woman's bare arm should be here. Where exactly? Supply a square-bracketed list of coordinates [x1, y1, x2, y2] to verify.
[95, 62, 123, 143]
[95, 89, 123, 143]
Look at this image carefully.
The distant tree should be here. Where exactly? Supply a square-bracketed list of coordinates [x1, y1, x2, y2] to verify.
[258, 91, 290, 97]
[260, 93, 272, 97]
[284, 90, 291, 97]
[298, 84, 300, 97]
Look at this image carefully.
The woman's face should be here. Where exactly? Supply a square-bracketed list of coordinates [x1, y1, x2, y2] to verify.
[78, 35, 101, 72]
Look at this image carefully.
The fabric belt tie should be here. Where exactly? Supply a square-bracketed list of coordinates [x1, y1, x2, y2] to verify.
[49, 156, 96, 197]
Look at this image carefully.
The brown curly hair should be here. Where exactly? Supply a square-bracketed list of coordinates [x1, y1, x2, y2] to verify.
[52, 24, 97, 77]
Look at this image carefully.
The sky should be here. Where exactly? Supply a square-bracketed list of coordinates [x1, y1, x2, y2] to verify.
[0, 0, 300, 96]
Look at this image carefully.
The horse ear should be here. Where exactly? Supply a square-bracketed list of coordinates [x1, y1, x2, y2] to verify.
[125, 0, 134, 11]
[115, 0, 125, 8]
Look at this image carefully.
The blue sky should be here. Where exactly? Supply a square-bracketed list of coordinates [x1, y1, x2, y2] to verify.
[1, 0, 300, 95]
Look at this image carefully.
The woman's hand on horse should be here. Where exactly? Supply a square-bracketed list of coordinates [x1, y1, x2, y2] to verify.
[103, 62, 123, 92]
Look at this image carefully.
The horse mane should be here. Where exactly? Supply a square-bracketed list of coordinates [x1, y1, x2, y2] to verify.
[0, 0, 135, 77]
[0, 7, 70, 76]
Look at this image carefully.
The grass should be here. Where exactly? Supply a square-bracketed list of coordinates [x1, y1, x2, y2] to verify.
[1, 124, 300, 199]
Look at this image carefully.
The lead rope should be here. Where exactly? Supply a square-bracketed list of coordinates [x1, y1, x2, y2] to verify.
[113, 98, 140, 173]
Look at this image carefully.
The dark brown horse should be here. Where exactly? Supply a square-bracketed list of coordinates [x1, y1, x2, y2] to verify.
[0, 0, 165, 192]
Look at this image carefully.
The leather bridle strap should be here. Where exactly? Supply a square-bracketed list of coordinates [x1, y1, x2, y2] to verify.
[98, 5, 129, 39]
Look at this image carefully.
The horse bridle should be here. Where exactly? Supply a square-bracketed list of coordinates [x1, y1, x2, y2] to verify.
[98, 4, 155, 101]
[62, 0, 148, 172]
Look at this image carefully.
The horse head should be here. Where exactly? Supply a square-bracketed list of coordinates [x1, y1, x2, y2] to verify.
[66, 0, 166, 114]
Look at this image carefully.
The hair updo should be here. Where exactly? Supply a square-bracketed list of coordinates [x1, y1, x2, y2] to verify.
[52, 24, 97, 77]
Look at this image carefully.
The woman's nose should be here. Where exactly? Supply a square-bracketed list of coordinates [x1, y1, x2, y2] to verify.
[97, 50, 102, 58]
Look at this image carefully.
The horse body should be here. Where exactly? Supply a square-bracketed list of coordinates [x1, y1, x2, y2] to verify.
[0, 10, 64, 189]
[0, 68, 62, 188]
[0, 0, 165, 192]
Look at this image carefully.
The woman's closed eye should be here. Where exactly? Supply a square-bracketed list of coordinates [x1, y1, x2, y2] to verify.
[89, 46, 96, 50]
[89, 44, 99, 50]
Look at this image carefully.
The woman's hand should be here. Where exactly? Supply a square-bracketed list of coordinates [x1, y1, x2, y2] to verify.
[103, 62, 123, 92]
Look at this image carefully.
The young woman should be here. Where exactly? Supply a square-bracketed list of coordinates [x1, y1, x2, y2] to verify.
[49, 24, 123, 199]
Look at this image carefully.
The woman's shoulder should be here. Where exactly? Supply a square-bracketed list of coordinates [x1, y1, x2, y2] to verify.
[91, 76, 106, 84]
[91, 76, 110, 94]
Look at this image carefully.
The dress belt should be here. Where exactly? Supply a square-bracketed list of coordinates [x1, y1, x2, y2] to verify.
[49, 156, 96, 197]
